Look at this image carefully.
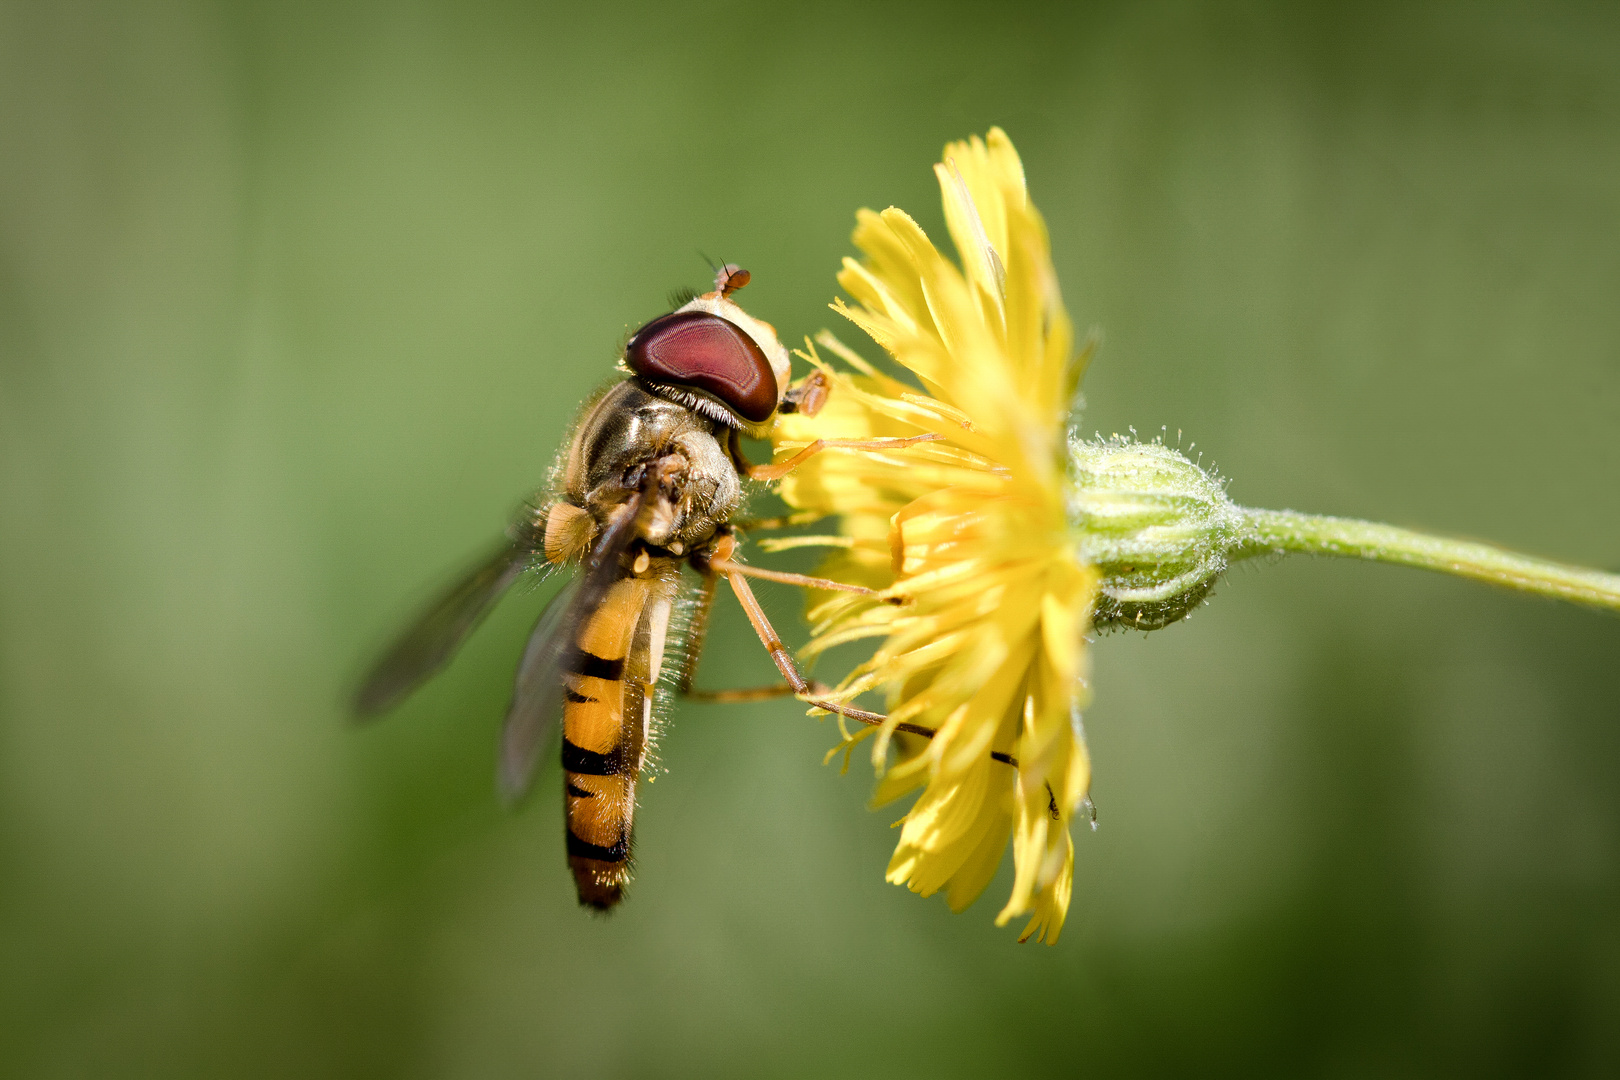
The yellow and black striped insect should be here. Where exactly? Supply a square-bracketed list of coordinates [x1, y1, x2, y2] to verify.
[353, 266, 912, 910]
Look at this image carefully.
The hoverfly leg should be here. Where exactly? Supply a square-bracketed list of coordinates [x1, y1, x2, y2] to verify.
[714, 554, 885, 724]
[732, 509, 826, 532]
[742, 431, 944, 483]
[684, 685, 811, 704]
[701, 536, 1022, 767]
[705, 557, 878, 597]
[674, 555, 829, 702]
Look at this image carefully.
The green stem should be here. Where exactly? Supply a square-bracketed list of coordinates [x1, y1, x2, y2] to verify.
[1238, 508, 1620, 613]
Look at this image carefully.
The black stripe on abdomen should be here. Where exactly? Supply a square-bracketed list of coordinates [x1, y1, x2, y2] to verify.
[570, 650, 624, 681]
[562, 738, 619, 776]
[566, 830, 628, 862]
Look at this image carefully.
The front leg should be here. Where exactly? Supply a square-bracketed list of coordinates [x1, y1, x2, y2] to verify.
[730, 427, 944, 483]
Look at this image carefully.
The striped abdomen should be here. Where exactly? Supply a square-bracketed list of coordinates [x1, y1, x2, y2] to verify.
[562, 564, 677, 909]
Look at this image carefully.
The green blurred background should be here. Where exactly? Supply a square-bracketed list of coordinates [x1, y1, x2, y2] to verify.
[3, 1, 1619, 1075]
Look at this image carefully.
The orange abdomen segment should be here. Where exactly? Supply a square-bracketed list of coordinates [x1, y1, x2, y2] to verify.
[561, 577, 651, 910]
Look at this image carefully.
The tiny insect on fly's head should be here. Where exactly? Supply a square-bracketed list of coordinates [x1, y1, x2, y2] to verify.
[623, 265, 793, 439]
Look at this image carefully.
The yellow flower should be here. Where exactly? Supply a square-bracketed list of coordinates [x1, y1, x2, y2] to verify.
[771, 129, 1096, 943]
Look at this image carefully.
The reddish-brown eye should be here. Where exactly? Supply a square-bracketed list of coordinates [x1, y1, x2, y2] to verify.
[625, 311, 778, 424]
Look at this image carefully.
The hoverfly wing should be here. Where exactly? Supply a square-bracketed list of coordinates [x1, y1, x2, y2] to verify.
[497, 490, 643, 803]
[494, 576, 579, 803]
[352, 540, 532, 719]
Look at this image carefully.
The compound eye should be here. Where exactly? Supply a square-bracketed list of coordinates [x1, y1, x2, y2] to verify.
[625, 311, 778, 424]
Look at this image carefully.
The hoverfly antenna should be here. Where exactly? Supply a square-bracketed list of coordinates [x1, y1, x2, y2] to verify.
[716, 264, 750, 298]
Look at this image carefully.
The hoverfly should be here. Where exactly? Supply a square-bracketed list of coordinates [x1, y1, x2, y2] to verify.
[353, 266, 933, 909]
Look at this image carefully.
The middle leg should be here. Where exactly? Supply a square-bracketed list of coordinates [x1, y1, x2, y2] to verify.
[686, 536, 1018, 767]
[674, 562, 830, 703]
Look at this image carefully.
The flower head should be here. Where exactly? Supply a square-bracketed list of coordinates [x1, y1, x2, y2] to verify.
[771, 129, 1095, 943]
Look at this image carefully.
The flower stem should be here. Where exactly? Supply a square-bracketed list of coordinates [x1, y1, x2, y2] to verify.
[1238, 508, 1620, 613]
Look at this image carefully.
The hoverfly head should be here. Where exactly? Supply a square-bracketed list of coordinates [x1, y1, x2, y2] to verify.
[624, 267, 791, 438]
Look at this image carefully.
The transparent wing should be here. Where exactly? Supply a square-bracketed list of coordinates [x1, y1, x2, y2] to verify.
[491, 574, 578, 800]
[352, 540, 533, 719]
[497, 490, 643, 803]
